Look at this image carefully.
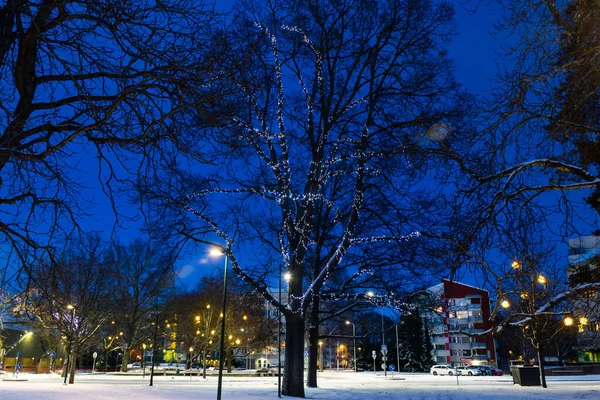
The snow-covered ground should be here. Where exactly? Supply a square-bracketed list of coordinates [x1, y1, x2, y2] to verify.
[1, 370, 599, 399]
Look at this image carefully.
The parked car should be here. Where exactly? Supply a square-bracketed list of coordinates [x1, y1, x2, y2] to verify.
[456, 366, 482, 376]
[477, 365, 503, 376]
[430, 365, 459, 376]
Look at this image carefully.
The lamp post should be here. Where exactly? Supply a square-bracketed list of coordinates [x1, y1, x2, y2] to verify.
[395, 323, 400, 373]
[189, 347, 194, 380]
[279, 269, 291, 398]
[63, 304, 75, 385]
[318, 341, 323, 372]
[142, 344, 147, 378]
[346, 321, 357, 373]
[210, 247, 229, 400]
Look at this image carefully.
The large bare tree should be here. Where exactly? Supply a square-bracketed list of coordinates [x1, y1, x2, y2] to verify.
[0, 0, 221, 278]
[154, 0, 470, 396]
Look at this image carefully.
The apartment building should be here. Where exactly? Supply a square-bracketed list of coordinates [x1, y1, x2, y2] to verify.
[567, 236, 600, 363]
[423, 279, 497, 367]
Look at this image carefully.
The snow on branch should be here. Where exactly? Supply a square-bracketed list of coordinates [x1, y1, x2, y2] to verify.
[479, 159, 598, 185]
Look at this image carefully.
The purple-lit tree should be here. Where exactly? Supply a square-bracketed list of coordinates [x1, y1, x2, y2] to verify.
[18, 234, 116, 384]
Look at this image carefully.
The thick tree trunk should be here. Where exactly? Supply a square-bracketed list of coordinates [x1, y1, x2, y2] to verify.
[537, 347, 547, 388]
[121, 349, 130, 372]
[306, 298, 320, 387]
[283, 312, 306, 397]
[68, 347, 77, 384]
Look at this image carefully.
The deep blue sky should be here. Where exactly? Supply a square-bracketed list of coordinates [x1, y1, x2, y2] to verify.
[80, 1, 507, 289]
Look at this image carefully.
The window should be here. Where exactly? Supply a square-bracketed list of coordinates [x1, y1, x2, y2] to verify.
[462, 350, 472, 357]
[455, 299, 468, 307]
[436, 356, 446, 364]
[456, 311, 468, 319]
[470, 298, 481, 305]
[435, 344, 446, 350]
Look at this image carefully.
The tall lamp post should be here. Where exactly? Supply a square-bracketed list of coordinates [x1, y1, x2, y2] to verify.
[210, 247, 229, 400]
[345, 321, 357, 372]
[63, 304, 75, 385]
[278, 270, 291, 398]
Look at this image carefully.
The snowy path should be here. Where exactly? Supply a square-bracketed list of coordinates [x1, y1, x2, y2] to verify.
[0, 371, 598, 399]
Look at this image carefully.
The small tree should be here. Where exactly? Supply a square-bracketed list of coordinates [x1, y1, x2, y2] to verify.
[19, 235, 115, 384]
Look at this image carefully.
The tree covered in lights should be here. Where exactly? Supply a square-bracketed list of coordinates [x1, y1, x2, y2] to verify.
[148, 0, 471, 396]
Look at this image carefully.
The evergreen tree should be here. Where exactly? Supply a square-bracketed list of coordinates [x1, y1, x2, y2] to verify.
[398, 310, 430, 372]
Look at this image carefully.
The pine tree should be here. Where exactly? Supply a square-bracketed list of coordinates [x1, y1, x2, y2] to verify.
[398, 310, 430, 372]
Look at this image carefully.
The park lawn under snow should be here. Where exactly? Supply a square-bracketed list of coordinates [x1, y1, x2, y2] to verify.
[1, 371, 599, 399]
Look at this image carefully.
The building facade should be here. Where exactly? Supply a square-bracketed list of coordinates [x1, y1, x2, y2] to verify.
[424, 279, 497, 367]
[567, 236, 600, 363]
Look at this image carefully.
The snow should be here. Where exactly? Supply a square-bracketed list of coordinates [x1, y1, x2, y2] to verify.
[0, 371, 599, 399]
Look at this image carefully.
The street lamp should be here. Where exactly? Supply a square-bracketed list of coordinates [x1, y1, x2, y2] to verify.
[142, 343, 147, 378]
[564, 316, 574, 326]
[346, 321, 357, 373]
[278, 268, 291, 398]
[209, 246, 229, 400]
[318, 341, 324, 372]
[64, 304, 75, 385]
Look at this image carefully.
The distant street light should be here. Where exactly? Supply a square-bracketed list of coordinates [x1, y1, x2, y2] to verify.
[537, 274, 547, 285]
[64, 304, 75, 385]
[318, 341, 324, 372]
[209, 246, 229, 400]
[564, 316, 574, 326]
[346, 321, 357, 373]
[278, 267, 290, 398]
[500, 300, 510, 309]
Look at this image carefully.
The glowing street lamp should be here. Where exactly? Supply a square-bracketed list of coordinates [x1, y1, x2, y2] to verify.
[346, 321, 357, 373]
[537, 274, 547, 285]
[209, 246, 229, 400]
[511, 261, 521, 269]
[500, 299, 510, 309]
[564, 316, 574, 326]
[580, 317, 589, 325]
[64, 304, 76, 385]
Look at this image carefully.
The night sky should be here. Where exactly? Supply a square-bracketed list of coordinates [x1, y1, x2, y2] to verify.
[82, 1, 508, 289]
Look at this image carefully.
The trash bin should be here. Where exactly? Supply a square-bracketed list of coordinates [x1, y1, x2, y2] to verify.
[176, 368, 180, 375]
[511, 366, 540, 386]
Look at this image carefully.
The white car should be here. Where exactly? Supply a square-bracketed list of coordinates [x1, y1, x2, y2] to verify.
[430, 365, 459, 376]
[456, 366, 482, 376]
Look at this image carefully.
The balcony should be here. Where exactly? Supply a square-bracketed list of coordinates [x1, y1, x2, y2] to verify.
[472, 355, 489, 361]
[468, 304, 481, 310]
[470, 342, 487, 349]
[469, 316, 483, 323]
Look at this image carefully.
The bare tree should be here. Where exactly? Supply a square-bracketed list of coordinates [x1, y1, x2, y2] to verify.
[0, 0, 222, 276]
[151, 0, 470, 396]
[18, 234, 115, 383]
[110, 239, 177, 372]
